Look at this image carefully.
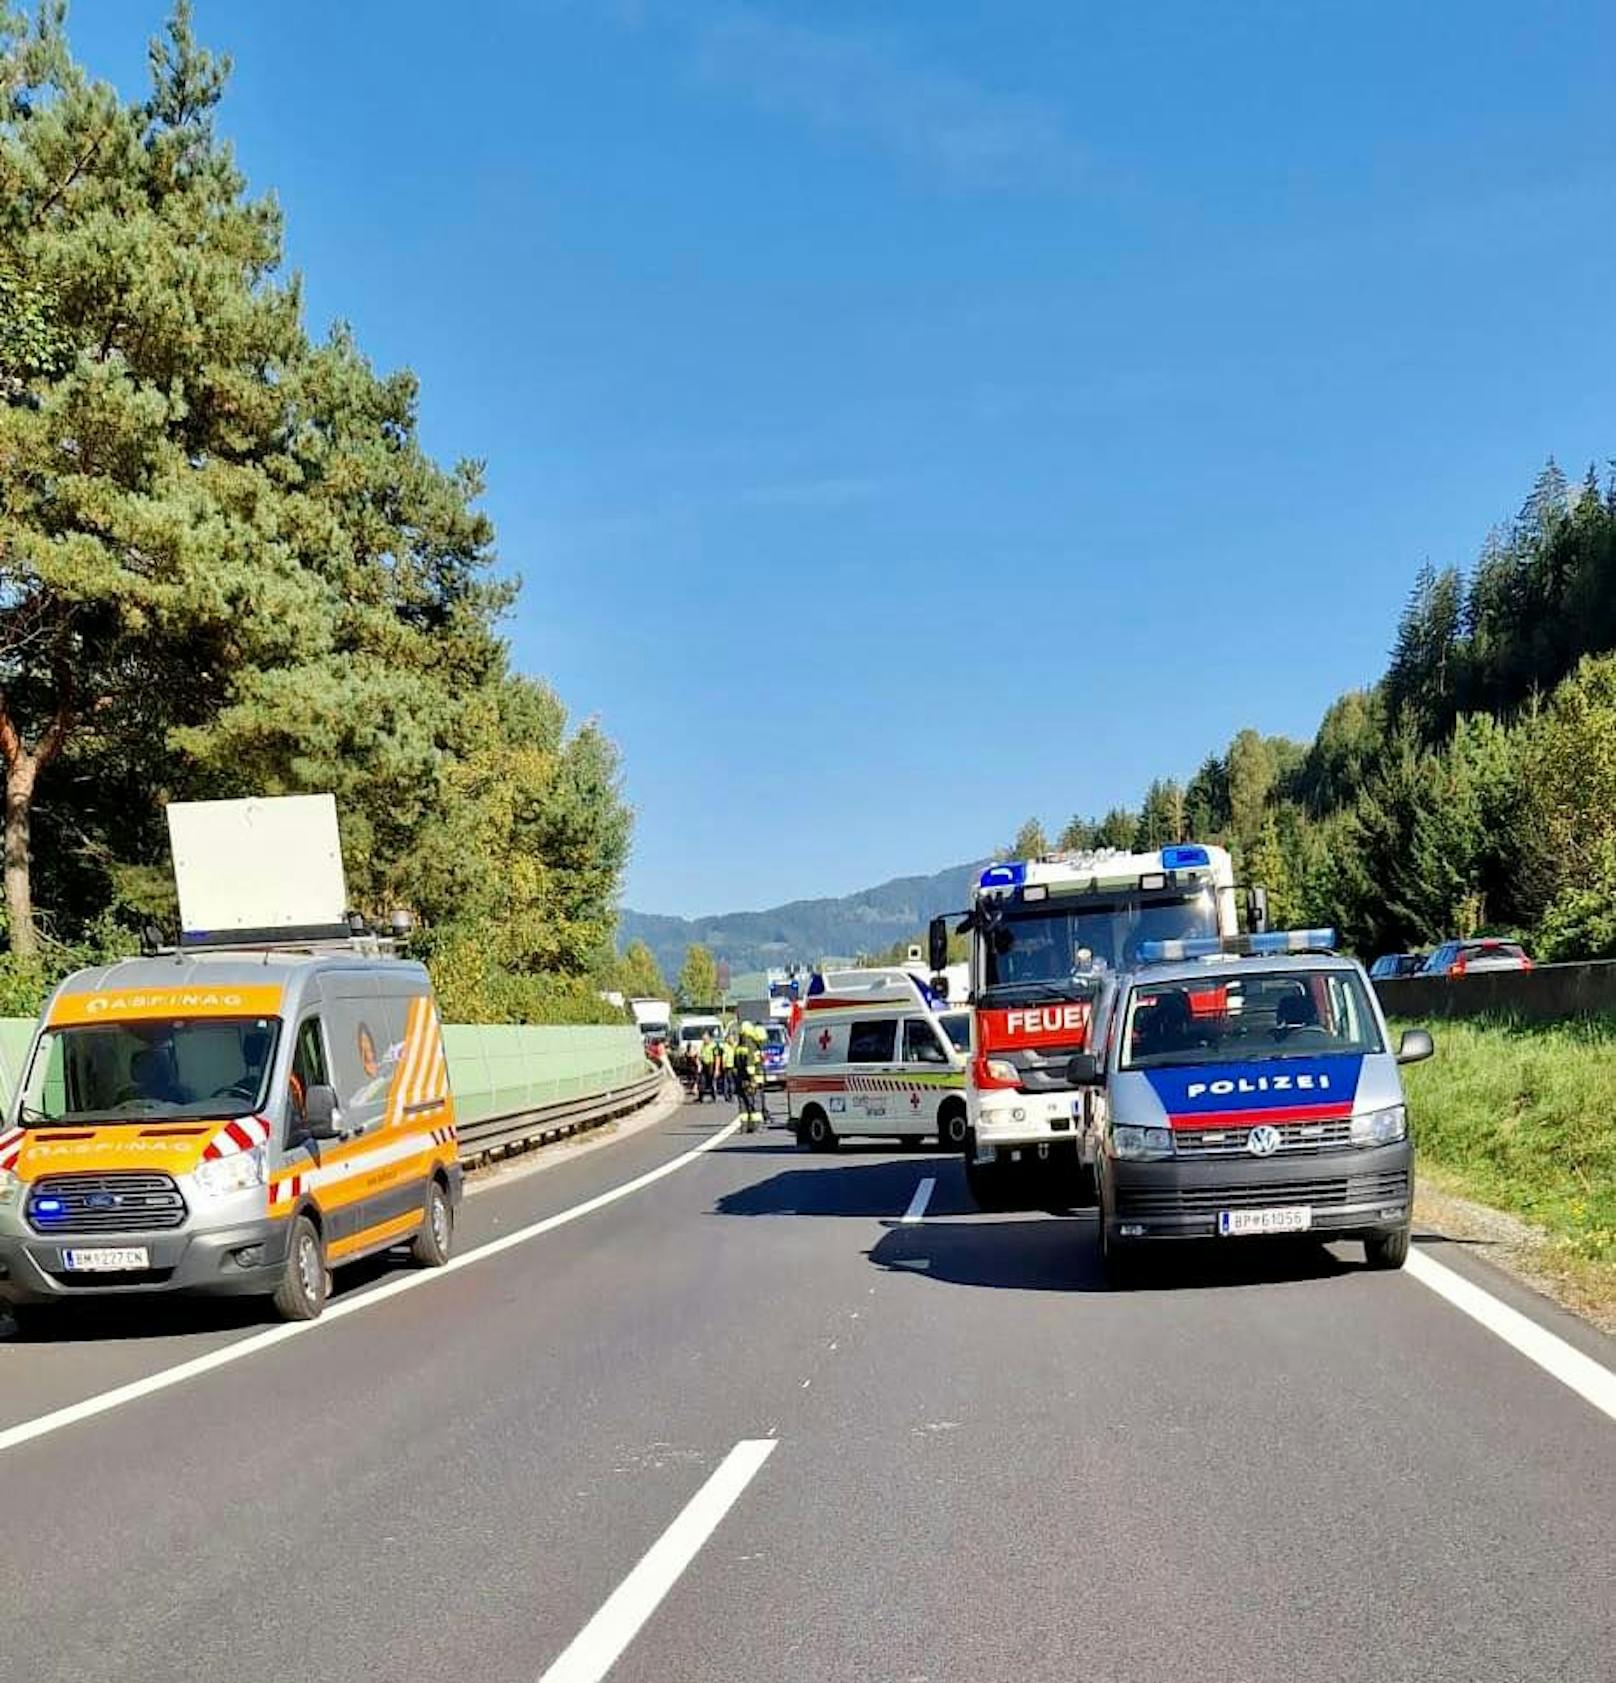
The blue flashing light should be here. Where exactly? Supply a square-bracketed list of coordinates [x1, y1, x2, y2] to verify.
[1161, 844, 1211, 870]
[978, 861, 1026, 891]
[1248, 928, 1338, 954]
[34, 1198, 63, 1217]
[1138, 937, 1223, 963]
[1137, 928, 1338, 964]
[806, 973, 826, 998]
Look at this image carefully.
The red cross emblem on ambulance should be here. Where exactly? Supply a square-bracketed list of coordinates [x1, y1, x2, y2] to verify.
[818, 1029, 832, 1051]
[909, 1091, 922, 1110]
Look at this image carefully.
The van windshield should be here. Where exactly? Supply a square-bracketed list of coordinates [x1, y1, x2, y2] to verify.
[21, 1017, 282, 1124]
[939, 1011, 971, 1052]
[1120, 969, 1383, 1070]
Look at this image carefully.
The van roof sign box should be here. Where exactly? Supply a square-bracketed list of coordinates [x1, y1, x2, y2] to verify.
[167, 794, 349, 947]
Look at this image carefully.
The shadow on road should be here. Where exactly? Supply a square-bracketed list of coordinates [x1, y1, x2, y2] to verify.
[715, 1155, 979, 1218]
[870, 1217, 1361, 1295]
[0, 1246, 418, 1345]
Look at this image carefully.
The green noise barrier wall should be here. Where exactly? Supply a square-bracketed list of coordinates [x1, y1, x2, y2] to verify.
[0, 1018, 650, 1121]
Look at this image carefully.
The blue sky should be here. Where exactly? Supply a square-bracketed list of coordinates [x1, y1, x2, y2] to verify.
[69, 1, 1616, 915]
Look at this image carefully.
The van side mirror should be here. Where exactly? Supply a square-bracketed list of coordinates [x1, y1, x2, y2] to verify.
[1396, 1029, 1434, 1065]
[928, 916, 949, 974]
[1065, 1053, 1099, 1085]
[930, 974, 949, 1001]
[303, 1083, 342, 1139]
[1247, 886, 1270, 934]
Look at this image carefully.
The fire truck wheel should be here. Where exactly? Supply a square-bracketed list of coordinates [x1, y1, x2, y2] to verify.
[801, 1107, 839, 1152]
[272, 1214, 329, 1321]
[1363, 1225, 1410, 1270]
[411, 1176, 454, 1267]
[963, 1142, 1013, 1211]
[936, 1102, 969, 1150]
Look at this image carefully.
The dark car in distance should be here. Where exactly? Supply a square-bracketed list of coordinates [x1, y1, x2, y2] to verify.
[1369, 953, 1426, 979]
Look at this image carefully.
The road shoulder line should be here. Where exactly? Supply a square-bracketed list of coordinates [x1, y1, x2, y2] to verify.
[0, 1116, 741, 1457]
[1406, 1247, 1616, 1423]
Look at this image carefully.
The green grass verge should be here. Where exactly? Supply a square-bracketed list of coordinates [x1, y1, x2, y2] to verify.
[1394, 1016, 1616, 1264]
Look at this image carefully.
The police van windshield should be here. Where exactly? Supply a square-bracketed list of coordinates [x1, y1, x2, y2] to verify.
[1120, 969, 1384, 1070]
[21, 1017, 282, 1124]
[981, 897, 1219, 999]
[939, 1011, 971, 1052]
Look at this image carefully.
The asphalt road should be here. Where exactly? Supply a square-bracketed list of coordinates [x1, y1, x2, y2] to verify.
[2, 1096, 1613, 1683]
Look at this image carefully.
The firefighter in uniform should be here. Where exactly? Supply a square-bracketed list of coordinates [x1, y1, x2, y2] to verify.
[733, 1030, 761, 1131]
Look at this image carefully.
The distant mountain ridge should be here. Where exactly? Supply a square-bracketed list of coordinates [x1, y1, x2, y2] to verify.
[620, 859, 988, 984]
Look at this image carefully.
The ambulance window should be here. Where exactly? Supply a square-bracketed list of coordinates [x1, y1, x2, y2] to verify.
[847, 1019, 897, 1063]
[289, 1017, 329, 1119]
[902, 1019, 948, 1064]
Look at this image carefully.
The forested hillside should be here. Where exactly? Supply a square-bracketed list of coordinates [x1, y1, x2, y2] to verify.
[1008, 459, 1616, 960]
[0, 5, 632, 1021]
[621, 858, 988, 983]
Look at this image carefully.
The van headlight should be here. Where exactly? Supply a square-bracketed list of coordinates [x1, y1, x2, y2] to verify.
[0, 1166, 21, 1206]
[194, 1145, 267, 1199]
[1111, 1125, 1175, 1160]
[1350, 1105, 1407, 1147]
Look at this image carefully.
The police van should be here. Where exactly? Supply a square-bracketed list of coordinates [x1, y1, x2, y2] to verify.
[787, 968, 970, 1150]
[0, 796, 461, 1327]
[1071, 930, 1431, 1280]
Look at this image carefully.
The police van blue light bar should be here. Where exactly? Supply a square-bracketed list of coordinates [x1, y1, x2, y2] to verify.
[1137, 928, 1338, 963]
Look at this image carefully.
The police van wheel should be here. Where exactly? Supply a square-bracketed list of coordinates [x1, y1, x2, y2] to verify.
[937, 1104, 968, 1150]
[801, 1108, 838, 1152]
[412, 1178, 454, 1268]
[272, 1215, 328, 1321]
[1363, 1225, 1410, 1271]
[1101, 1224, 1140, 1288]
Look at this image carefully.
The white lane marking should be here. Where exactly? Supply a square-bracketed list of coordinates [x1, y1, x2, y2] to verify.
[0, 1118, 742, 1456]
[901, 1176, 936, 1225]
[1406, 1248, 1616, 1423]
[537, 1438, 776, 1683]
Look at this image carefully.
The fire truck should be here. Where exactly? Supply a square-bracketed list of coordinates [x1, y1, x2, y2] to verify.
[928, 843, 1264, 1208]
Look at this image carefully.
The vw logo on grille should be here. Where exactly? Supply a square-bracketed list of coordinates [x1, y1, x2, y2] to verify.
[1247, 1124, 1282, 1158]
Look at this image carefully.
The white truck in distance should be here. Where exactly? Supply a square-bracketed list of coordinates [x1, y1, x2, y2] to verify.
[929, 842, 1260, 1208]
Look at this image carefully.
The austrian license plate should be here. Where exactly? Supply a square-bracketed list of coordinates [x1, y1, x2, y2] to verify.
[62, 1246, 150, 1272]
[1217, 1206, 1311, 1237]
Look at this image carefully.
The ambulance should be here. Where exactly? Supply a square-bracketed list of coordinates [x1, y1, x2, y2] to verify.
[928, 842, 1262, 1208]
[0, 796, 460, 1327]
[787, 968, 970, 1150]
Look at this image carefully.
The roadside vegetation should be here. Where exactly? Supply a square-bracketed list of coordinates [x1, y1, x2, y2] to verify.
[1002, 458, 1616, 966]
[1397, 1016, 1616, 1280]
[0, 5, 639, 1024]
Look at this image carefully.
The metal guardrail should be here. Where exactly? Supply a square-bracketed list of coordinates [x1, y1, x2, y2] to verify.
[457, 1066, 668, 1166]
